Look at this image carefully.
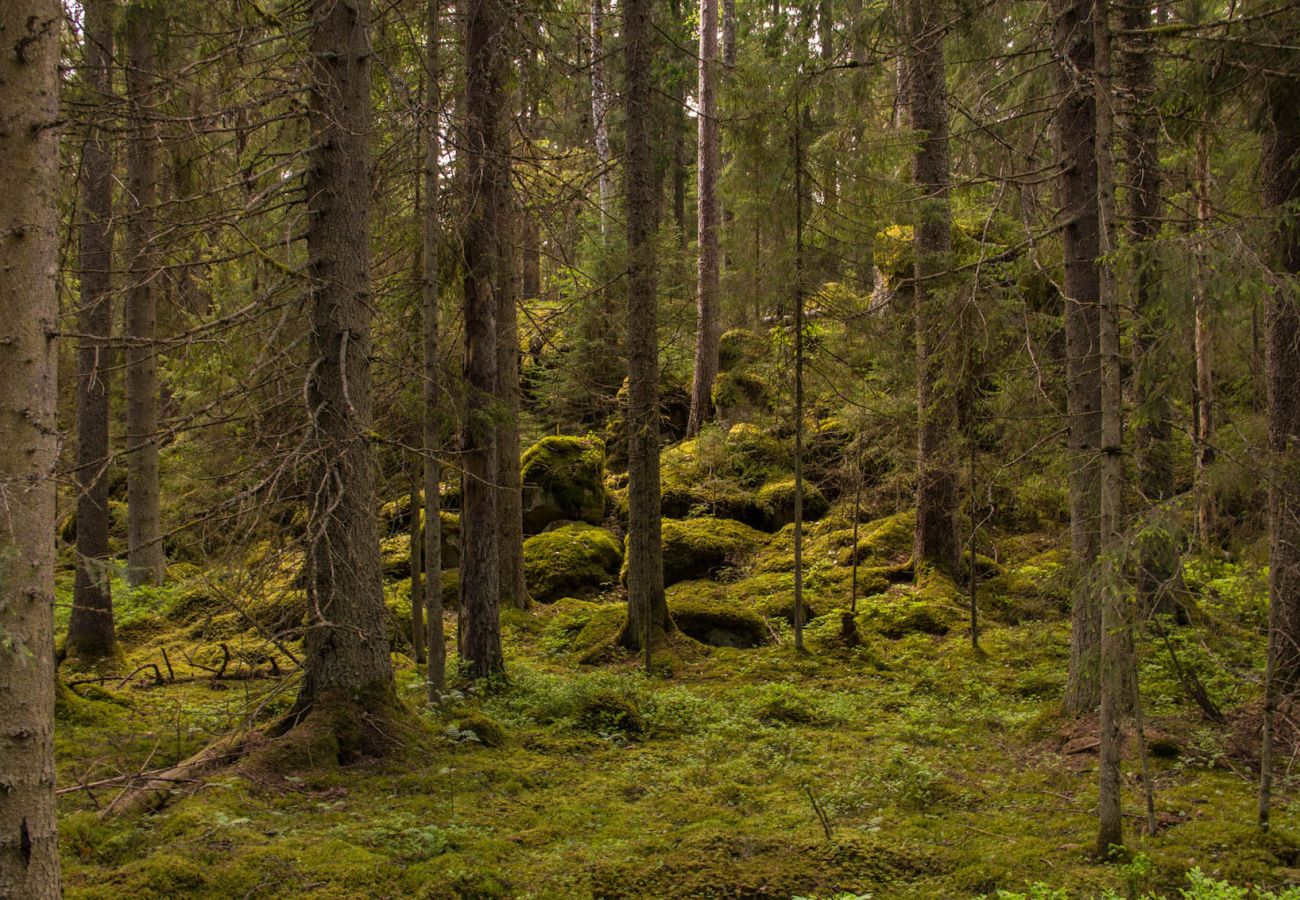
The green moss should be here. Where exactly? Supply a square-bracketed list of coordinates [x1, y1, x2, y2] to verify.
[668, 590, 771, 648]
[855, 576, 961, 639]
[711, 369, 774, 417]
[520, 435, 607, 533]
[718, 327, 766, 371]
[454, 713, 506, 748]
[523, 523, 622, 603]
[574, 689, 644, 736]
[755, 477, 829, 530]
[657, 517, 766, 586]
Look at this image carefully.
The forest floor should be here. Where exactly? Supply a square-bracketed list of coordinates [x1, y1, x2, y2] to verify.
[51, 514, 1300, 899]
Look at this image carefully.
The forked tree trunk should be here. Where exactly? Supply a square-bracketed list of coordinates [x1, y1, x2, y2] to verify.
[124, 5, 166, 587]
[460, 0, 507, 678]
[902, 0, 959, 573]
[0, 2, 63, 894]
[1053, 0, 1104, 716]
[67, 0, 118, 660]
[620, 0, 673, 654]
[422, 0, 446, 698]
[687, 0, 721, 436]
[295, 0, 394, 716]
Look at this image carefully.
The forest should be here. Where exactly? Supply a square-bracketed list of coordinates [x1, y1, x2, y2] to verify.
[1, 0, 1300, 895]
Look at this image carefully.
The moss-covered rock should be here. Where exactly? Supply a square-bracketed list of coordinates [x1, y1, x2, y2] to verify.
[855, 572, 962, 639]
[520, 435, 607, 533]
[523, 522, 622, 603]
[711, 370, 773, 421]
[574, 690, 644, 736]
[657, 517, 766, 586]
[454, 713, 506, 748]
[658, 426, 797, 530]
[718, 327, 767, 371]
[668, 593, 770, 648]
[755, 477, 829, 530]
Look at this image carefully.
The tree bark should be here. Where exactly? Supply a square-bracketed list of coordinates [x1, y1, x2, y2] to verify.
[687, 0, 721, 436]
[409, 470, 426, 663]
[0, 2, 63, 894]
[1053, 0, 1104, 716]
[67, 0, 118, 660]
[1193, 132, 1216, 548]
[902, 0, 959, 573]
[460, 0, 507, 678]
[295, 0, 394, 711]
[591, 0, 613, 237]
[496, 182, 527, 612]
[1262, 66, 1300, 695]
[124, 4, 166, 587]
[423, 0, 446, 698]
[620, 0, 673, 652]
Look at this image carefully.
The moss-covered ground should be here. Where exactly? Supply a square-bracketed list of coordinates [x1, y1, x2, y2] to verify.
[52, 517, 1300, 899]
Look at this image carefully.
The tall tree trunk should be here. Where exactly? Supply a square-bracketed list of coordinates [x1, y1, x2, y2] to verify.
[591, 0, 612, 237]
[1094, 0, 1125, 854]
[422, 0, 446, 698]
[124, 5, 166, 587]
[687, 0, 721, 436]
[496, 184, 527, 611]
[460, 0, 507, 678]
[294, 0, 394, 717]
[1053, 0, 1104, 716]
[620, 0, 673, 653]
[903, 0, 959, 572]
[0, 2, 63, 893]
[409, 468, 426, 663]
[1193, 132, 1216, 548]
[1262, 64, 1300, 694]
[67, 0, 118, 660]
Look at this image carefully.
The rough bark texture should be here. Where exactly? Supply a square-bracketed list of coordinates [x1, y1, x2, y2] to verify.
[0, 3, 63, 894]
[1263, 70, 1300, 695]
[422, 0, 446, 697]
[496, 184, 527, 612]
[460, 0, 506, 678]
[67, 0, 118, 660]
[590, 0, 612, 236]
[296, 0, 394, 709]
[687, 0, 721, 436]
[1193, 133, 1216, 548]
[902, 0, 959, 573]
[1053, 0, 1104, 715]
[409, 471, 426, 663]
[620, 0, 673, 650]
[124, 6, 166, 587]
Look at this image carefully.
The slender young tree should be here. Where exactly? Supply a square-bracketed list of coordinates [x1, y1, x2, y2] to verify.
[409, 466, 425, 663]
[293, 0, 394, 718]
[619, 0, 673, 655]
[422, 0, 447, 697]
[590, 0, 613, 236]
[1053, 0, 1105, 715]
[496, 180, 527, 612]
[687, 0, 721, 435]
[902, 0, 959, 572]
[1192, 132, 1216, 547]
[460, 0, 507, 677]
[0, 2, 63, 894]
[67, 0, 119, 660]
[123, 3, 166, 587]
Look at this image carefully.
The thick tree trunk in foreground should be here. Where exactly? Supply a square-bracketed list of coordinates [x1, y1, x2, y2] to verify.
[0, 2, 63, 894]
[67, 0, 118, 660]
[1053, 0, 1104, 715]
[620, 0, 673, 652]
[460, 0, 507, 678]
[902, 0, 959, 573]
[124, 6, 166, 587]
[423, 0, 446, 698]
[687, 0, 721, 436]
[295, 0, 394, 715]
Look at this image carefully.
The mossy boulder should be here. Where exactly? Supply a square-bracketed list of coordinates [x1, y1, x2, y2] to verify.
[658, 425, 794, 529]
[855, 573, 961, 639]
[668, 592, 770, 648]
[454, 713, 505, 748]
[711, 370, 774, 421]
[755, 477, 829, 530]
[718, 327, 767, 371]
[520, 435, 607, 533]
[574, 690, 644, 736]
[657, 517, 766, 586]
[523, 522, 622, 603]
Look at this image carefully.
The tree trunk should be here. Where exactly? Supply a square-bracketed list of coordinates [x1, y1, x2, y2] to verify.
[124, 5, 166, 587]
[0, 2, 63, 894]
[1094, 0, 1124, 855]
[67, 0, 118, 660]
[687, 0, 721, 436]
[620, 0, 673, 653]
[460, 0, 507, 678]
[1262, 66, 1300, 695]
[496, 184, 527, 612]
[1053, 0, 1104, 716]
[591, 0, 612, 237]
[903, 0, 959, 573]
[1193, 133, 1216, 548]
[294, 0, 394, 715]
[423, 0, 446, 698]
[409, 470, 426, 664]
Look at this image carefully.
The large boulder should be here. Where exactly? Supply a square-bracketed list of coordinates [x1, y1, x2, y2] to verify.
[520, 435, 607, 534]
[524, 522, 622, 603]
[658, 517, 765, 586]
